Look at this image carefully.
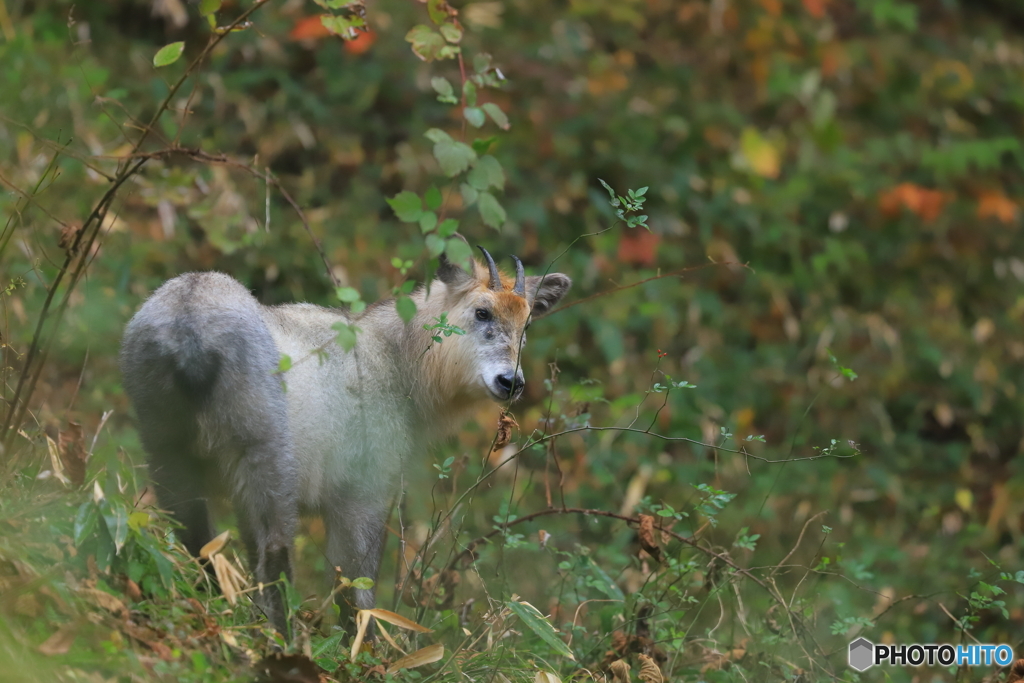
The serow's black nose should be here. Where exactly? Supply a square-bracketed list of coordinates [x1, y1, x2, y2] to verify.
[495, 372, 525, 399]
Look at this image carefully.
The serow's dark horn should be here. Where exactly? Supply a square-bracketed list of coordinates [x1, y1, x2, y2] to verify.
[478, 246, 502, 291]
[512, 256, 525, 297]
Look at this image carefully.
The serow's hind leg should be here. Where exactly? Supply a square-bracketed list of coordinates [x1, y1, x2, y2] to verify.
[230, 440, 299, 637]
[147, 444, 214, 559]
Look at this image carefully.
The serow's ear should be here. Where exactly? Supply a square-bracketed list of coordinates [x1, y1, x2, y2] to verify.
[526, 273, 571, 318]
[437, 253, 474, 288]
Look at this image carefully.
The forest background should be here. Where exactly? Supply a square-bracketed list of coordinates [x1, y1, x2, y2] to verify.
[2, 0, 1024, 681]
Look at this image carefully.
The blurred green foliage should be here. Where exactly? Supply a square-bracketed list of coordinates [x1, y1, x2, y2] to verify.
[3, 0, 1024, 680]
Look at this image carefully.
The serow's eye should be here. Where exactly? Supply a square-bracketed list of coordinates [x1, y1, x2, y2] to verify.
[475, 308, 492, 322]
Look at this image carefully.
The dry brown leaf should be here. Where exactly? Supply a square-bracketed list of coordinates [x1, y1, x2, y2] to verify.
[212, 553, 246, 605]
[58, 222, 83, 253]
[45, 435, 70, 485]
[493, 410, 519, 451]
[637, 654, 663, 683]
[534, 672, 561, 683]
[1006, 658, 1024, 683]
[386, 642, 444, 673]
[609, 659, 630, 683]
[125, 578, 142, 602]
[365, 607, 432, 632]
[200, 530, 231, 560]
[637, 515, 662, 562]
[38, 623, 77, 655]
[82, 588, 127, 617]
[59, 423, 87, 487]
[374, 620, 406, 655]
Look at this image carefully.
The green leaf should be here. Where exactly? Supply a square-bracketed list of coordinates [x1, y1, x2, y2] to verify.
[396, 296, 417, 323]
[439, 22, 463, 44]
[74, 501, 98, 545]
[321, 14, 366, 38]
[153, 42, 185, 67]
[405, 25, 447, 61]
[332, 322, 361, 352]
[431, 77, 457, 104]
[506, 600, 575, 660]
[424, 186, 443, 211]
[350, 300, 366, 315]
[313, 0, 362, 7]
[477, 191, 506, 229]
[278, 354, 292, 373]
[100, 499, 129, 554]
[425, 233, 446, 257]
[400, 280, 416, 294]
[463, 107, 486, 128]
[419, 211, 438, 234]
[198, 0, 221, 17]
[438, 218, 459, 237]
[586, 559, 625, 600]
[473, 53, 493, 74]
[424, 128, 452, 144]
[463, 81, 477, 107]
[445, 238, 474, 271]
[467, 155, 505, 191]
[313, 630, 347, 659]
[427, 0, 449, 25]
[481, 103, 510, 130]
[387, 191, 423, 222]
[460, 183, 479, 206]
[351, 576, 375, 590]
[335, 287, 361, 303]
[472, 137, 497, 155]
[433, 138, 477, 177]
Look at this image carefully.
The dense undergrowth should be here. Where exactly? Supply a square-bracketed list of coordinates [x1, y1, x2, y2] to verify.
[4, 0, 1024, 681]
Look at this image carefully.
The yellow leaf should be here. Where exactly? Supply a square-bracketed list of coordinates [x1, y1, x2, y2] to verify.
[364, 608, 433, 632]
[350, 610, 372, 661]
[955, 488, 973, 512]
[200, 530, 231, 559]
[386, 643, 444, 673]
[739, 128, 780, 178]
[128, 511, 151, 530]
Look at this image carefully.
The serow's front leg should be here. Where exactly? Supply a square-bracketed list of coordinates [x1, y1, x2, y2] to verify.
[324, 493, 393, 636]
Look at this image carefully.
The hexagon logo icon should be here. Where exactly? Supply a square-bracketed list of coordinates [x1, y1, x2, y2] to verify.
[848, 637, 874, 672]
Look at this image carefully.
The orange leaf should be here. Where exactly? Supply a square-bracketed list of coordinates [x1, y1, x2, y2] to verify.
[801, 0, 828, 18]
[977, 190, 1018, 224]
[820, 42, 845, 78]
[757, 0, 781, 16]
[289, 15, 331, 41]
[617, 229, 660, 266]
[878, 183, 948, 223]
[344, 29, 376, 55]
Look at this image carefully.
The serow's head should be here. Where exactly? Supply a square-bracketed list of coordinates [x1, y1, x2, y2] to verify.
[437, 246, 571, 402]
